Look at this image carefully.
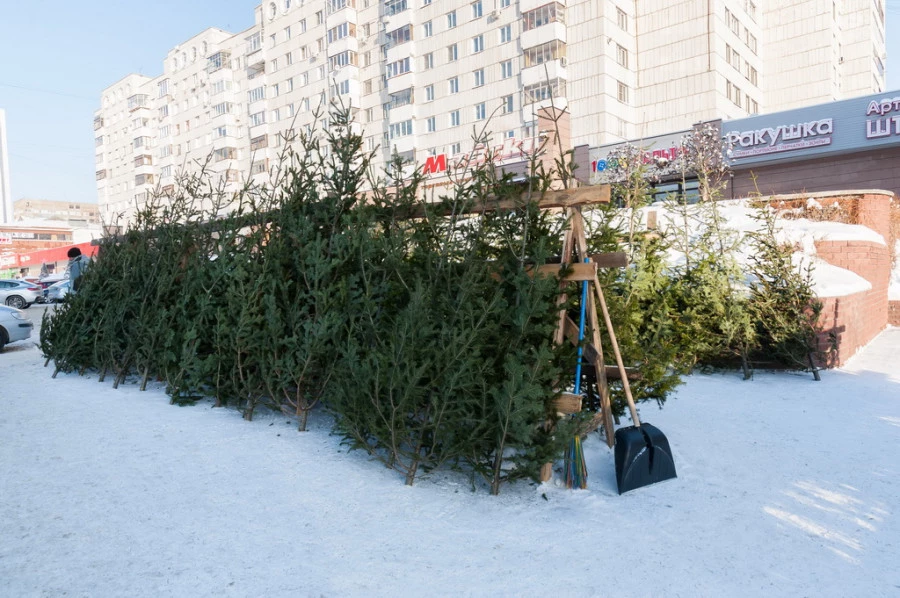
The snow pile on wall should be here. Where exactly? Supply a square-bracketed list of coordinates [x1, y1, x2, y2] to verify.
[636, 200, 882, 298]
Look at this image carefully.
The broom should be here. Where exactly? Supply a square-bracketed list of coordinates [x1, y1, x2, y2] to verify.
[564, 270, 589, 489]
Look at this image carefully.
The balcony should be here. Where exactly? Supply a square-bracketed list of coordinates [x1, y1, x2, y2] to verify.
[522, 23, 567, 56]
[206, 51, 232, 74]
[386, 71, 413, 95]
[127, 94, 150, 112]
[247, 59, 266, 80]
[326, 5, 357, 29]
[521, 57, 568, 87]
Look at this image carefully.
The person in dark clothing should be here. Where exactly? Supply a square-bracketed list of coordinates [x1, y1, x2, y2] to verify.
[67, 247, 91, 292]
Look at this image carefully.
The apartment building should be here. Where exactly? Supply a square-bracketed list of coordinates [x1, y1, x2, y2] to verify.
[95, 0, 886, 225]
[13, 198, 101, 227]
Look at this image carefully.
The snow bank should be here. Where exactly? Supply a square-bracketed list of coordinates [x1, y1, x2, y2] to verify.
[890, 241, 900, 301]
[3, 309, 900, 597]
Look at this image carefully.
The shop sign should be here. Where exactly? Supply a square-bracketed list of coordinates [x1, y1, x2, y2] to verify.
[0, 234, 11, 245]
[865, 96, 900, 139]
[725, 119, 833, 158]
[0, 255, 18, 268]
[588, 130, 692, 184]
[723, 89, 900, 166]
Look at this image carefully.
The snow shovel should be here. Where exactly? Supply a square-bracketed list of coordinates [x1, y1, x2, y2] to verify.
[592, 274, 677, 494]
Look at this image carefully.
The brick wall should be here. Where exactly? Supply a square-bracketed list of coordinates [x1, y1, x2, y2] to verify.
[758, 190, 895, 367]
[889, 301, 900, 326]
[814, 239, 891, 366]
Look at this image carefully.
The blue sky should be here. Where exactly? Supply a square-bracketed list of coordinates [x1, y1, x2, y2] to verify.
[1, 1, 899, 206]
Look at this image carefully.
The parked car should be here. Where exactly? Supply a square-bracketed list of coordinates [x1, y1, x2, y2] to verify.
[0, 280, 42, 309]
[0, 305, 33, 351]
[32, 275, 67, 303]
[46, 279, 71, 303]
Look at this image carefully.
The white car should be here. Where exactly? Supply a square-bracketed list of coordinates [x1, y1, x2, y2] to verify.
[0, 280, 42, 309]
[46, 279, 71, 303]
[0, 305, 33, 351]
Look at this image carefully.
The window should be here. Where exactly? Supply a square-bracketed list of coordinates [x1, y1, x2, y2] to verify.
[502, 95, 514, 113]
[449, 77, 459, 93]
[524, 41, 566, 67]
[500, 25, 512, 43]
[473, 34, 484, 53]
[328, 22, 356, 44]
[161, 165, 172, 178]
[385, 0, 407, 15]
[617, 7, 627, 30]
[211, 80, 232, 95]
[214, 125, 229, 138]
[474, 68, 485, 87]
[214, 147, 236, 161]
[285, 26, 292, 40]
[450, 110, 461, 126]
[158, 105, 169, 119]
[386, 57, 411, 78]
[249, 111, 266, 127]
[158, 79, 169, 98]
[330, 50, 358, 70]
[523, 3, 565, 31]
[448, 44, 458, 61]
[424, 53, 434, 69]
[248, 86, 266, 103]
[725, 8, 740, 34]
[250, 135, 268, 151]
[749, 65, 757, 86]
[300, 18, 307, 32]
[271, 108, 281, 122]
[213, 102, 234, 116]
[270, 34, 277, 48]
[251, 160, 268, 175]
[616, 44, 628, 67]
[389, 119, 413, 138]
[501, 60, 513, 79]
[747, 32, 757, 54]
[617, 81, 629, 103]
[523, 78, 565, 103]
[472, 1, 483, 18]
[501, 0, 510, 6]
[385, 24, 412, 48]
[745, 0, 756, 22]
[247, 32, 261, 54]
[447, 11, 457, 28]
[427, 116, 436, 132]
[316, 10, 324, 24]
[286, 52, 293, 65]
[451, 142, 461, 154]
[425, 84, 434, 101]
[424, 20, 433, 37]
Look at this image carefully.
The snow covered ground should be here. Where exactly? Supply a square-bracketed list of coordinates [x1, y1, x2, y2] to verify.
[1, 308, 899, 597]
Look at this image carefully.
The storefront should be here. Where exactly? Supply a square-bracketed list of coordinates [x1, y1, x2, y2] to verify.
[722, 90, 900, 199]
[577, 89, 900, 202]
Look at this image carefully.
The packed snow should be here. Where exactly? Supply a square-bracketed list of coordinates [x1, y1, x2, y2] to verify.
[1, 307, 898, 597]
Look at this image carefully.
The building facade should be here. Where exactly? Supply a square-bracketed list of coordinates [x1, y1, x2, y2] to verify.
[13, 199, 101, 227]
[95, 0, 887, 225]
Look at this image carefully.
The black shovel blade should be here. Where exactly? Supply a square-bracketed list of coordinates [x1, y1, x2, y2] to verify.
[614, 423, 677, 494]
